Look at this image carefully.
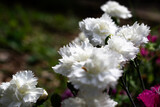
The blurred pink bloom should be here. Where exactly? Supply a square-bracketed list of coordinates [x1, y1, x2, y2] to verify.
[156, 57, 160, 66]
[140, 48, 149, 57]
[61, 89, 73, 100]
[112, 89, 117, 95]
[137, 85, 160, 107]
[119, 90, 127, 95]
[147, 34, 158, 43]
[150, 52, 155, 57]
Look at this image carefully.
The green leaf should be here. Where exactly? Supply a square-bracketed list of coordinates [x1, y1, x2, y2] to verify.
[105, 36, 110, 45]
[67, 82, 78, 97]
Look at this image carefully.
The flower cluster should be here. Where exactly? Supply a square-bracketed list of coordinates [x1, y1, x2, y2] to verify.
[53, 1, 150, 107]
[0, 70, 47, 107]
[0, 1, 153, 106]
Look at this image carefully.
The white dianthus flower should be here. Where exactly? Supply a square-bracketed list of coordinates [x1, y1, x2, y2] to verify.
[79, 14, 117, 46]
[69, 48, 122, 89]
[62, 93, 117, 107]
[0, 70, 46, 107]
[101, 1, 132, 19]
[82, 93, 117, 107]
[116, 22, 150, 47]
[73, 32, 89, 45]
[52, 40, 95, 77]
[77, 86, 102, 98]
[61, 97, 86, 107]
[87, 93, 117, 107]
[77, 89, 117, 107]
[107, 36, 139, 61]
[0, 82, 10, 96]
[53, 40, 122, 89]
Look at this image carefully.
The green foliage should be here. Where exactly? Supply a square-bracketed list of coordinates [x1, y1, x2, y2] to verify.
[0, 4, 79, 64]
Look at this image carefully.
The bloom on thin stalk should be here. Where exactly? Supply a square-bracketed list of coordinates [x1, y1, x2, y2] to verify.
[101, 1, 132, 19]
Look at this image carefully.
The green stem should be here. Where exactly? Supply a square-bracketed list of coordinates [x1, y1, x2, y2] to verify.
[120, 76, 136, 107]
[134, 59, 145, 90]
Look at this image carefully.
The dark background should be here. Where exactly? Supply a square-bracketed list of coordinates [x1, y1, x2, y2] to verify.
[1, 0, 160, 17]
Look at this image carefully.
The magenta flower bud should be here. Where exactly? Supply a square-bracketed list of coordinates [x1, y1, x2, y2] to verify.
[147, 34, 152, 41]
[140, 48, 149, 57]
[156, 57, 160, 66]
[119, 90, 127, 95]
[61, 89, 73, 101]
[151, 35, 158, 42]
[147, 34, 158, 43]
[112, 89, 117, 95]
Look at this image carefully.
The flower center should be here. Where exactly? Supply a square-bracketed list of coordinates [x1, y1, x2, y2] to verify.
[82, 67, 88, 72]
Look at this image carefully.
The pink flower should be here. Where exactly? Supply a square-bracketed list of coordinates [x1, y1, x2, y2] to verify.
[61, 89, 73, 100]
[150, 52, 155, 57]
[147, 34, 158, 43]
[156, 57, 160, 66]
[112, 89, 117, 95]
[119, 90, 127, 95]
[137, 85, 160, 107]
[140, 48, 149, 57]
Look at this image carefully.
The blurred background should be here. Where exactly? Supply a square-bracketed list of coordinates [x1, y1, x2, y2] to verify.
[0, 0, 160, 106]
